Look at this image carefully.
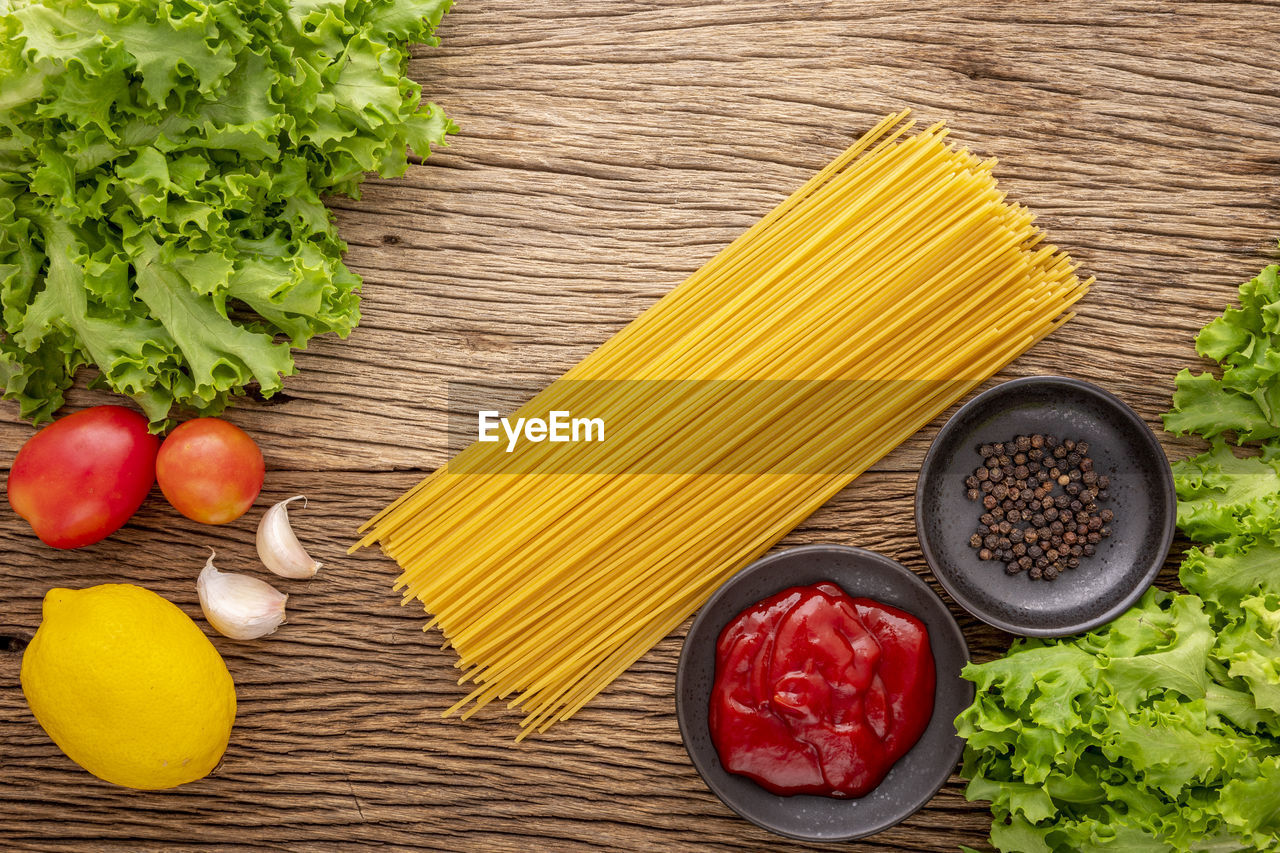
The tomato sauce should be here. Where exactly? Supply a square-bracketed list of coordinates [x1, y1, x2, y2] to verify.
[708, 582, 935, 798]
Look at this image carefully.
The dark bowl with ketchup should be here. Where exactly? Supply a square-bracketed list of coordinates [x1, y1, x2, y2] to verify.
[676, 545, 972, 842]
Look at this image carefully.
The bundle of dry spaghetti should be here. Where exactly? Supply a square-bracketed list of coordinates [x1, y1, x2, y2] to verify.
[354, 110, 1091, 738]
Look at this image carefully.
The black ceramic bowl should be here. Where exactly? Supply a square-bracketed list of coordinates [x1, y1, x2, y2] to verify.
[916, 376, 1175, 637]
[675, 544, 972, 842]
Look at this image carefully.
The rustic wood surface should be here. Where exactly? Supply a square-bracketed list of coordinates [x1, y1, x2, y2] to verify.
[3, 0, 1280, 850]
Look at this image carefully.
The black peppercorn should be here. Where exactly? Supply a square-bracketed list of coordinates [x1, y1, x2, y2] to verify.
[965, 433, 1114, 582]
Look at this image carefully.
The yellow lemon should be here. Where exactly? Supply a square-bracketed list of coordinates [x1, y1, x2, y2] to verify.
[20, 584, 236, 789]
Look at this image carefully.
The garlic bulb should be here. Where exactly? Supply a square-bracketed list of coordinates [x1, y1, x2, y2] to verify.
[257, 496, 322, 579]
[196, 551, 287, 640]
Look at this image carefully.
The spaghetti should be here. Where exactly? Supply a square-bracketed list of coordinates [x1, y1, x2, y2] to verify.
[354, 110, 1091, 738]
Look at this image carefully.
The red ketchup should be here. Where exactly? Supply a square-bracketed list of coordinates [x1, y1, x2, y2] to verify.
[708, 582, 935, 798]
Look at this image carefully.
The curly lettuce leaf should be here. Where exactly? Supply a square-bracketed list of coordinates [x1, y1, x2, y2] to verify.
[958, 592, 1272, 852]
[1164, 266, 1280, 443]
[0, 0, 456, 426]
[1170, 440, 1280, 542]
[1180, 542, 1280, 612]
[1219, 756, 1280, 847]
[961, 259, 1280, 852]
[1217, 596, 1280, 717]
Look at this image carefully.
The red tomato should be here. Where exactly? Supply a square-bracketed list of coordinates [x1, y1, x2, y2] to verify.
[157, 418, 264, 524]
[7, 405, 159, 549]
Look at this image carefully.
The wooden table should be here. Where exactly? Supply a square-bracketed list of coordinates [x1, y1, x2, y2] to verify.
[2, 1, 1278, 849]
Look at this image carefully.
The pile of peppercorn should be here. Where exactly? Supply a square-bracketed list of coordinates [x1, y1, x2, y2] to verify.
[964, 434, 1114, 581]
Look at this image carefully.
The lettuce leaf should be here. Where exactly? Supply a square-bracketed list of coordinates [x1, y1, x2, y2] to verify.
[1164, 265, 1280, 443]
[960, 260, 1280, 852]
[958, 591, 1278, 852]
[0, 0, 456, 426]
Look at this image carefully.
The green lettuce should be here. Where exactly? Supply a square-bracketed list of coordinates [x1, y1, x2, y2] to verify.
[957, 590, 1280, 852]
[0, 0, 456, 426]
[1164, 265, 1280, 443]
[958, 261, 1280, 852]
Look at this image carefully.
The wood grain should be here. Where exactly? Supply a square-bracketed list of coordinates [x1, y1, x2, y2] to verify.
[2, 0, 1278, 850]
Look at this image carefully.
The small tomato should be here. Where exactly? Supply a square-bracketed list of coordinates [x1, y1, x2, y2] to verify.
[7, 405, 159, 549]
[157, 418, 265, 525]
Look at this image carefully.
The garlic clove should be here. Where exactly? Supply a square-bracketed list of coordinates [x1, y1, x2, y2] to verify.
[257, 496, 322, 579]
[197, 550, 287, 640]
